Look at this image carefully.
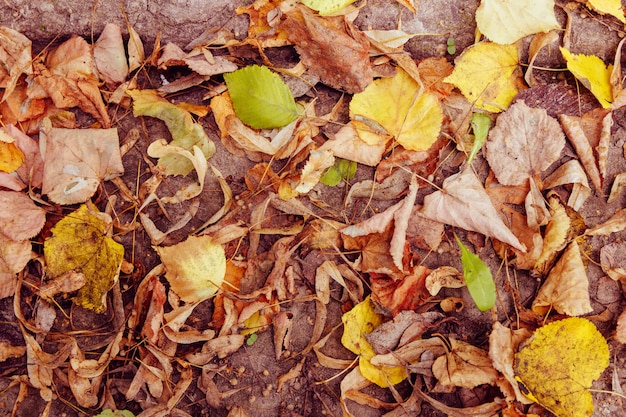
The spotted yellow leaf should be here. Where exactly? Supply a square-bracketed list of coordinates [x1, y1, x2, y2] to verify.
[43, 204, 124, 313]
[515, 317, 609, 417]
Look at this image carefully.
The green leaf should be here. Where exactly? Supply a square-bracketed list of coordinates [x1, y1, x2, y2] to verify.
[246, 333, 258, 345]
[224, 65, 300, 129]
[320, 158, 357, 186]
[300, 0, 358, 15]
[455, 234, 496, 311]
[94, 410, 135, 417]
[468, 113, 491, 164]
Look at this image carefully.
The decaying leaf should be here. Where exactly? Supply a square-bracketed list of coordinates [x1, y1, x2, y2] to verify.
[0, 124, 44, 191]
[350, 67, 443, 151]
[319, 123, 387, 166]
[532, 240, 592, 316]
[475, 0, 560, 45]
[0, 190, 45, 242]
[280, 3, 373, 93]
[444, 42, 522, 112]
[515, 317, 609, 417]
[128, 89, 215, 175]
[156, 235, 226, 303]
[543, 159, 591, 210]
[422, 165, 525, 252]
[599, 242, 626, 281]
[370, 265, 432, 316]
[585, 208, 626, 236]
[558, 114, 603, 191]
[40, 126, 124, 205]
[617, 308, 626, 344]
[341, 297, 407, 387]
[432, 338, 499, 388]
[43, 204, 124, 313]
[489, 322, 533, 404]
[93, 23, 128, 86]
[424, 266, 464, 296]
[0, 27, 32, 102]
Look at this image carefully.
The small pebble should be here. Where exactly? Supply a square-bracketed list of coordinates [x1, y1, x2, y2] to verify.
[229, 378, 238, 386]
[263, 369, 269, 376]
[249, 395, 256, 403]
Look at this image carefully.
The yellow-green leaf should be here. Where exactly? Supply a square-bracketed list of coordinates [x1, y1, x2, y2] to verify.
[43, 204, 124, 313]
[349, 67, 443, 151]
[341, 297, 406, 387]
[155, 235, 226, 303]
[444, 42, 521, 112]
[128, 89, 216, 175]
[515, 317, 609, 417]
[560, 48, 613, 108]
[455, 234, 496, 312]
[300, 0, 357, 15]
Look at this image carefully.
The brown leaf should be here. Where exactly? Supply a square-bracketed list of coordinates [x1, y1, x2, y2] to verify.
[608, 172, 626, 204]
[489, 322, 533, 404]
[599, 242, 626, 281]
[0, 190, 46, 241]
[93, 23, 129, 86]
[0, 27, 32, 102]
[432, 338, 499, 389]
[532, 240, 592, 316]
[586, 208, 626, 236]
[0, 236, 31, 298]
[0, 125, 44, 190]
[280, 4, 373, 93]
[422, 165, 525, 252]
[543, 159, 591, 210]
[559, 113, 603, 191]
[486, 101, 564, 186]
[616, 308, 626, 344]
[370, 265, 431, 316]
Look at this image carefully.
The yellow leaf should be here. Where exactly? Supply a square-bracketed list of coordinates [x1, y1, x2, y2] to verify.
[444, 42, 521, 113]
[350, 68, 443, 151]
[155, 235, 226, 303]
[341, 297, 406, 387]
[560, 48, 613, 108]
[43, 204, 124, 313]
[476, 0, 561, 45]
[514, 317, 609, 417]
[587, 0, 626, 23]
[0, 139, 24, 173]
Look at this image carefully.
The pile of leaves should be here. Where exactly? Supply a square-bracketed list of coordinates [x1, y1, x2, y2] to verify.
[1, 0, 626, 416]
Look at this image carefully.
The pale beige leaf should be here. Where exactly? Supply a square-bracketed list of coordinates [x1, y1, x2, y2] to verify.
[0, 236, 31, 298]
[184, 55, 238, 76]
[616, 308, 626, 344]
[532, 240, 592, 316]
[597, 112, 613, 181]
[608, 172, 626, 204]
[486, 101, 564, 186]
[425, 266, 464, 296]
[559, 114, 603, 191]
[127, 25, 145, 72]
[318, 123, 386, 166]
[586, 208, 626, 236]
[525, 31, 560, 86]
[421, 166, 525, 252]
[533, 194, 571, 276]
[346, 169, 412, 206]
[600, 242, 626, 281]
[93, 23, 128, 85]
[543, 159, 590, 210]
[0, 124, 44, 190]
[432, 339, 499, 389]
[0, 27, 32, 102]
[476, 0, 560, 44]
[294, 149, 335, 194]
[489, 322, 533, 403]
[40, 127, 123, 204]
[525, 176, 550, 229]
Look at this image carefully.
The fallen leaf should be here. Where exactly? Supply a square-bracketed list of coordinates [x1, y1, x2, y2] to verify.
[128, 25, 145, 72]
[475, 0, 560, 44]
[0, 130, 23, 173]
[40, 125, 124, 205]
[432, 338, 499, 388]
[43, 204, 124, 313]
[370, 266, 432, 316]
[224, 65, 300, 129]
[0, 26, 32, 102]
[292, 149, 335, 195]
[128, 89, 216, 175]
[93, 23, 128, 86]
[532, 240, 592, 316]
[341, 297, 407, 387]
[560, 47, 613, 108]
[586, 0, 626, 23]
[617, 308, 626, 343]
[467, 112, 491, 164]
[525, 31, 560, 86]
[489, 322, 533, 404]
[0, 125, 44, 190]
[422, 165, 525, 252]
[543, 159, 591, 210]
[318, 123, 387, 166]
[558, 114, 603, 191]
[0, 190, 46, 241]
[319, 157, 356, 187]
[585, 208, 626, 236]
[514, 317, 609, 417]
[300, 0, 357, 15]
[0, 237, 32, 299]
[280, 4, 373, 93]
[444, 42, 522, 112]
[599, 242, 626, 281]
[364, 29, 426, 49]
[156, 235, 226, 303]
[424, 266, 464, 296]
[365, 310, 443, 353]
[455, 235, 496, 312]
[350, 67, 443, 151]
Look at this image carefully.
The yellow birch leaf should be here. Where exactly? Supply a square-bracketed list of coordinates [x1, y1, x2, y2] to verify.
[350, 68, 443, 151]
[514, 317, 609, 417]
[444, 42, 521, 113]
[586, 0, 626, 23]
[43, 204, 124, 313]
[155, 235, 226, 303]
[560, 48, 613, 108]
[476, 0, 561, 45]
[341, 297, 406, 387]
[0, 140, 24, 173]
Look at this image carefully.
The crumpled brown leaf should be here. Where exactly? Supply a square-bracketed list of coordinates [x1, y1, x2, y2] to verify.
[279, 3, 373, 93]
[93, 23, 129, 86]
[600, 242, 626, 281]
[0, 26, 32, 102]
[432, 338, 499, 389]
[422, 165, 525, 252]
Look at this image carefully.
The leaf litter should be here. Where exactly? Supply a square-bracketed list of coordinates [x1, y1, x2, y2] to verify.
[0, 1, 625, 417]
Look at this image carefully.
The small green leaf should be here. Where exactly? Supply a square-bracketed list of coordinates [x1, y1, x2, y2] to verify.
[94, 410, 135, 417]
[300, 0, 358, 15]
[224, 65, 300, 129]
[446, 37, 456, 55]
[246, 333, 258, 345]
[455, 233, 496, 312]
[320, 158, 357, 187]
[468, 112, 491, 164]
[320, 166, 342, 186]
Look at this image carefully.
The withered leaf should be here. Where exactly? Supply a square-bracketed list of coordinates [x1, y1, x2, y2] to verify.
[279, 4, 373, 93]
